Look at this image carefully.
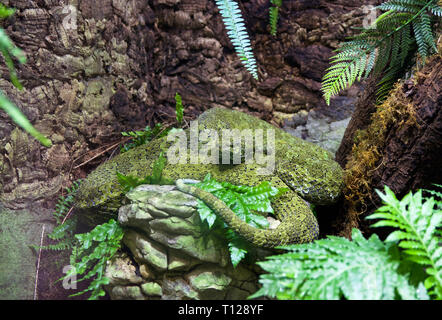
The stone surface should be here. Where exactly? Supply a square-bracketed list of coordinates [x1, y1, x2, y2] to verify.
[283, 96, 357, 156]
[104, 185, 263, 300]
[0, 205, 52, 299]
[141, 282, 163, 297]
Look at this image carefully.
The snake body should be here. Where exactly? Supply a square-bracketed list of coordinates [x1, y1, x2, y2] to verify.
[75, 108, 344, 247]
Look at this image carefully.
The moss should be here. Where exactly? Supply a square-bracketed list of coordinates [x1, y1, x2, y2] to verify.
[343, 82, 418, 229]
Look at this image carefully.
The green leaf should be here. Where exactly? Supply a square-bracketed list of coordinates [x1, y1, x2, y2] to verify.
[250, 228, 428, 300]
[0, 4, 15, 19]
[64, 219, 124, 300]
[151, 152, 169, 184]
[368, 186, 442, 299]
[116, 170, 147, 193]
[322, 0, 440, 105]
[215, 0, 258, 79]
[228, 242, 248, 268]
[0, 91, 52, 147]
[197, 199, 218, 229]
[269, 6, 279, 36]
[175, 92, 184, 125]
[120, 123, 166, 153]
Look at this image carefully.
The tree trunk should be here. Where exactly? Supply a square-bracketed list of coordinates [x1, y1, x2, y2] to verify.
[326, 53, 442, 238]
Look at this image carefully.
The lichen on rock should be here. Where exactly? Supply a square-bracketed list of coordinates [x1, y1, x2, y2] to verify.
[104, 184, 263, 300]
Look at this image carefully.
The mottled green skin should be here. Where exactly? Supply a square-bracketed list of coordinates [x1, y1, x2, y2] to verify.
[75, 108, 343, 246]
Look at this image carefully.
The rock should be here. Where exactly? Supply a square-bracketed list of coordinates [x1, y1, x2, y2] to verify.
[283, 96, 356, 156]
[187, 266, 232, 293]
[104, 253, 144, 286]
[123, 230, 168, 271]
[105, 184, 263, 300]
[285, 114, 351, 156]
[257, 77, 283, 96]
[108, 285, 145, 300]
[149, 231, 229, 266]
[162, 277, 199, 300]
[168, 251, 200, 271]
[149, 216, 202, 236]
[141, 282, 163, 297]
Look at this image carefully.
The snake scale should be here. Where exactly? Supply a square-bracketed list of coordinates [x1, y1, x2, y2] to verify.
[75, 108, 344, 248]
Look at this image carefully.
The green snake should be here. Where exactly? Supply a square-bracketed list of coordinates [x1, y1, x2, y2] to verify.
[75, 108, 343, 248]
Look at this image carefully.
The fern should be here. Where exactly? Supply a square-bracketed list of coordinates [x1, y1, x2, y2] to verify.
[0, 6, 52, 147]
[61, 219, 124, 300]
[424, 184, 442, 210]
[116, 152, 173, 193]
[33, 180, 82, 251]
[175, 92, 184, 125]
[269, 0, 282, 36]
[52, 180, 82, 224]
[195, 173, 287, 267]
[120, 123, 166, 153]
[120, 93, 185, 153]
[250, 228, 428, 300]
[322, 0, 441, 104]
[215, 0, 258, 79]
[367, 186, 442, 298]
[251, 186, 441, 300]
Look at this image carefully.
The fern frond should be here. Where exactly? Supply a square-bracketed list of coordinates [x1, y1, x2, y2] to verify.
[250, 228, 428, 300]
[374, 37, 393, 74]
[269, 0, 282, 36]
[322, 41, 375, 105]
[376, 11, 414, 31]
[429, 3, 442, 16]
[413, 16, 429, 58]
[63, 219, 124, 300]
[378, 1, 422, 13]
[175, 92, 184, 125]
[322, 0, 441, 105]
[34, 238, 75, 251]
[52, 180, 82, 224]
[269, 7, 279, 36]
[215, 0, 258, 79]
[398, 23, 414, 67]
[34, 180, 82, 252]
[368, 186, 442, 298]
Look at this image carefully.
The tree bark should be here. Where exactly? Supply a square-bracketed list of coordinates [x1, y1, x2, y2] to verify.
[327, 53, 442, 238]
